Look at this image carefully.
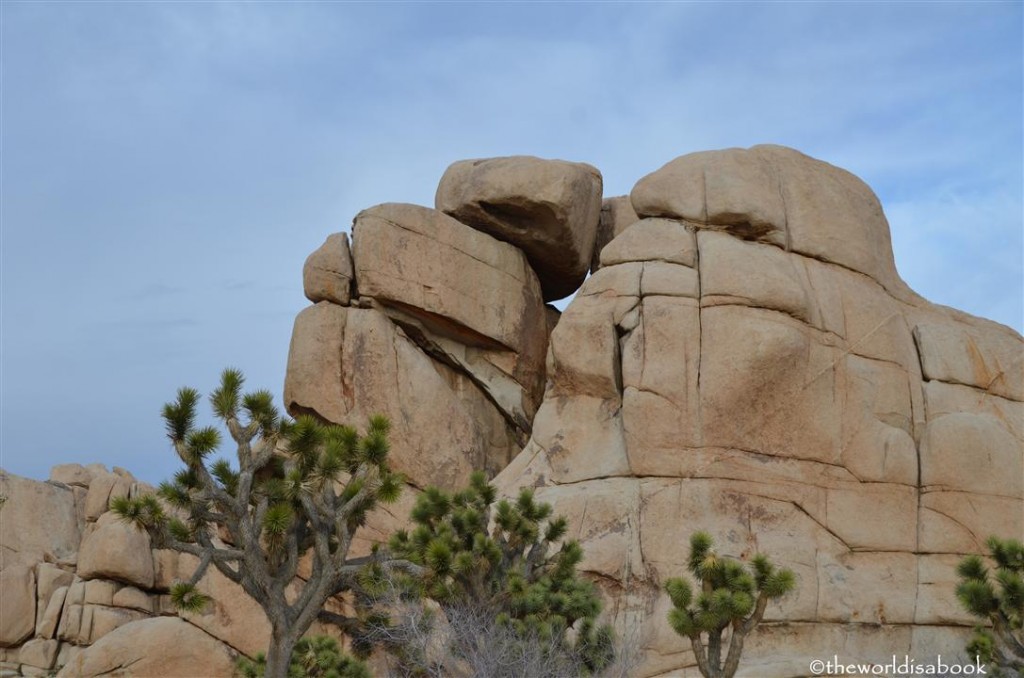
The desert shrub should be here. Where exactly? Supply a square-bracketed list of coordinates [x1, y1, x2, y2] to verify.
[361, 471, 616, 676]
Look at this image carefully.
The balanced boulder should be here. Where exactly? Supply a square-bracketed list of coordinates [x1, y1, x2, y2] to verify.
[435, 156, 602, 301]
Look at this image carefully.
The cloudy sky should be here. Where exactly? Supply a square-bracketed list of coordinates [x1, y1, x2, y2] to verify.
[2, 2, 1021, 484]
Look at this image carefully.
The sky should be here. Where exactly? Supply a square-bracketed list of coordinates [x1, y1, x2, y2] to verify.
[2, 2, 1021, 485]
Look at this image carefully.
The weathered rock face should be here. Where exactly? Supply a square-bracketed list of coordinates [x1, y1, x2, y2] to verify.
[3, 146, 1019, 678]
[435, 156, 603, 301]
[56, 617, 236, 677]
[629, 145, 906, 291]
[76, 513, 154, 588]
[591, 195, 640, 273]
[303, 232, 353, 306]
[0, 472, 80, 571]
[496, 146, 1023, 676]
[0, 466, 253, 676]
[286, 199, 553, 487]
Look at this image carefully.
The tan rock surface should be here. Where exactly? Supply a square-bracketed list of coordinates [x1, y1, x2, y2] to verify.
[349, 201, 549, 427]
[599, 217, 696, 268]
[0, 566, 36, 646]
[110, 586, 153, 614]
[76, 513, 154, 588]
[82, 471, 132, 523]
[494, 146, 1023, 676]
[304, 232, 353, 305]
[3, 145, 1014, 678]
[35, 585, 68, 639]
[48, 464, 94, 487]
[285, 303, 521, 487]
[85, 605, 147, 644]
[56, 617, 236, 677]
[591, 195, 640, 272]
[352, 202, 546, 354]
[435, 156, 603, 300]
[0, 472, 80, 570]
[630, 145, 907, 294]
[17, 638, 58, 671]
[35, 564, 73, 626]
[177, 553, 271, 658]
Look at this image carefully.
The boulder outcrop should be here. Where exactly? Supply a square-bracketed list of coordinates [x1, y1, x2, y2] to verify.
[2, 145, 1020, 677]
[0, 467, 247, 676]
[494, 145, 1023, 676]
[286, 197, 556, 487]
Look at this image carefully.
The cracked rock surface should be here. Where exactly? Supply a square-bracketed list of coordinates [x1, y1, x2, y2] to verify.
[4, 147, 1017, 677]
[495, 146, 1023, 677]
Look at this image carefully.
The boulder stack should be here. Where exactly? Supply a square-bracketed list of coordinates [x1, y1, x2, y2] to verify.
[435, 156, 603, 301]
[285, 156, 601, 487]
[2, 146, 1020, 677]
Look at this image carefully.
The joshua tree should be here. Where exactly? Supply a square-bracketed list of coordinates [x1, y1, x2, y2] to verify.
[664, 532, 795, 678]
[111, 369, 421, 678]
[370, 471, 616, 676]
[956, 536, 1024, 676]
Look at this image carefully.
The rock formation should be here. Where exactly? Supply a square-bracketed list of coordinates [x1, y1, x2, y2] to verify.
[1, 145, 1020, 677]
[0, 464, 354, 676]
[494, 146, 1022, 676]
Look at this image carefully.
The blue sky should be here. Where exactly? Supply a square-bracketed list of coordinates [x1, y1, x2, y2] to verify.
[2, 2, 1021, 484]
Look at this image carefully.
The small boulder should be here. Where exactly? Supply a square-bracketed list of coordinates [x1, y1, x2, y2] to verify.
[111, 586, 153, 614]
[76, 513, 154, 588]
[435, 156, 603, 301]
[35, 586, 68, 639]
[0, 566, 35, 646]
[303, 232, 353, 305]
[0, 471, 81, 569]
[17, 639, 58, 671]
[56, 617, 237, 677]
[48, 464, 94, 487]
[599, 217, 696, 268]
[83, 472, 131, 522]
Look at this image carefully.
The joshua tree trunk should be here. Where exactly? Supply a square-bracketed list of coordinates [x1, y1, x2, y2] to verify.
[264, 625, 300, 678]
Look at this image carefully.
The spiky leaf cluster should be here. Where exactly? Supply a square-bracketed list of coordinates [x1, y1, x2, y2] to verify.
[956, 536, 1024, 675]
[385, 471, 614, 674]
[237, 635, 370, 678]
[665, 532, 796, 678]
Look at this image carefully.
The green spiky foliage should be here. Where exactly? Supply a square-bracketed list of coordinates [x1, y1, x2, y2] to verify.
[236, 635, 370, 678]
[109, 369, 421, 678]
[380, 472, 615, 675]
[956, 536, 1024, 676]
[664, 532, 796, 678]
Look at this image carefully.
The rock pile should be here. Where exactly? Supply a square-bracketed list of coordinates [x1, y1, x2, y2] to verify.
[0, 461, 405, 677]
[285, 156, 604, 488]
[2, 145, 1020, 677]
[0, 465, 240, 676]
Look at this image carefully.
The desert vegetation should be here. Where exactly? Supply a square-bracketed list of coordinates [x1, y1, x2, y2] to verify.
[956, 536, 1024, 677]
[111, 369, 416, 677]
[665, 532, 796, 678]
[364, 471, 617, 676]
